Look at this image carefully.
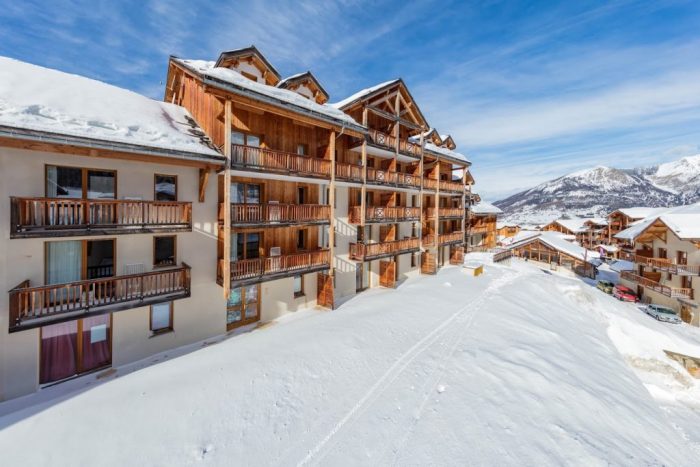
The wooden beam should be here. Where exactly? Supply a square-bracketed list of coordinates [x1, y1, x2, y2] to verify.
[366, 105, 422, 131]
[329, 130, 336, 279]
[198, 168, 210, 203]
[223, 99, 232, 300]
[361, 107, 368, 227]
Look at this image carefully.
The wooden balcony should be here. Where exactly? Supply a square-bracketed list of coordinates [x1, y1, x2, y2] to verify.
[424, 232, 464, 246]
[230, 144, 331, 179]
[349, 237, 420, 261]
[366, 168, 421, 189]
[620, 271, 693, 299]
[425, 207, 464, 219]
[8, 264, 191, 333]
[230, 204, 330, 227]
[367, 129, 421, 158]
[335, 161, 364, 182]
[348, 206, 421, 224]
[440, 180, 465, 194]
[221, 250, 330, 287]
[10, 197, 192, 238]
[470, 225, 492, 234]
[633, 255, 700, 276]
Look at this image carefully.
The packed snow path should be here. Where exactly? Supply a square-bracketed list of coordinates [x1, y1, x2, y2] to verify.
[1, 261, 698, 466]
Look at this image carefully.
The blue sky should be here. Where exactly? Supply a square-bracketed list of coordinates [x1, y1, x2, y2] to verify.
[2, 0, 700, 200]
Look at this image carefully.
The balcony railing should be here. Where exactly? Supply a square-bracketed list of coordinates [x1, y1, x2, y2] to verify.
[8, 264, 191, 332]
[470, 225, 492, 234]
[367, 130, 421, 158]
[620, 271, 693, 299]
[425, 207, 464, 218]
[221, 250, 330, 286]
[231, 144, 331, 178]
[349, 206, 421, 224]
[335, 161, 364, 182]
[633, 255, 700, 276]
[231, 204, 330, 226]
[441, 180, 464, 193]
[366, 168, 421, 189]
[424, 232, 464, 246]
[10, 197, 192, 238]
[349, 237, 420, 261]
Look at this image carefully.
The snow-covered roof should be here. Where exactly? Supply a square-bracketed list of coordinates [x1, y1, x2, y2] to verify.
[596, 244, 619, 252]
[330, 79, 400, 109]
[471, 202, 502, 215]
[276, 71, 329, 102]
[616, 203, 700, 241]
[424, 142, 470, 165]
[173, 59, 364, 132]
[508, 231, 599, 263]
[0, 57, 223, 162]
[499, 229, 540, 246]
[614, 207, 668, 220]
[496, 221, 519, 229]
[549, 218, 588, 233]
[583, 217, 608, 226]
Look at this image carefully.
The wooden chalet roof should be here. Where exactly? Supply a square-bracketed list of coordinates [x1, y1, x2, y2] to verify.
[276, 71, 330, 105]
[215, 46, 281, 86]
[440, 134, 456, 150]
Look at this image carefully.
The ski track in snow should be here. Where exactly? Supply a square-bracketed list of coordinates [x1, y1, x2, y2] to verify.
[297, 268, 522, 466]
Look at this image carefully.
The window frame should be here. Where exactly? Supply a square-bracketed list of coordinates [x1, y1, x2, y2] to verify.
[226, 285, 261, 330]
[153, 235, 177, 268]
[293, 274, 305, 298]
[154, 174, 178, 201]
[150, 301, 174, 335]
[45, 164, 118, 199]
[297, 229, 307, 251]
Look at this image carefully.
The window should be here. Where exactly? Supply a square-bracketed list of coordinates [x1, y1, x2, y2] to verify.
[658, 247, 667, 259]
[231, 131, 260, 147]
[155, 174, 177, 201]
[296, 144, 308, 155]
[297, 187, 307, 204]
[293, 275, 304, 297]
[150, 302, 173, 334]
[227, 285, 260, 330]
[154, 236, 176, 267]
[232, 232, 261, 260]
[240, 70, 258, 82]
[297, 229, 307, 250]
[232, 183, 261, 204]
[46, 165, 116, 199]
[411, 252, 417, 268]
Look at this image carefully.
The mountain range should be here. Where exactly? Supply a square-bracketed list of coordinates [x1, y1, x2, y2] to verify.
[494, 155, 700, 225]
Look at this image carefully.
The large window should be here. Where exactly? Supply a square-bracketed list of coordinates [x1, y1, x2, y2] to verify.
[46, 165, 116, 199]
[232, 183, 261, 204]
[154, 174, 177, 201]
[293, 275, 304, 297]
[232, 232, 261, 261]
[231, 131, 260, 147]
[227, 285, 260, 329]
[150, 302, 174, 334]
[154, 236, 176, 267]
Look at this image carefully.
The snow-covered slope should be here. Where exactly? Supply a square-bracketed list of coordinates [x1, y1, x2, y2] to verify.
[495, 156, 700, 225]
[1, 261, 699, 465]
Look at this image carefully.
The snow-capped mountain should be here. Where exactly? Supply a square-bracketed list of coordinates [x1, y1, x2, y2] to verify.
[495, 155, 700, 225]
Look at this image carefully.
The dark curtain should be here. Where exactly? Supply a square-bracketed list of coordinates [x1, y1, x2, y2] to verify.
[40, 321, 78, 384]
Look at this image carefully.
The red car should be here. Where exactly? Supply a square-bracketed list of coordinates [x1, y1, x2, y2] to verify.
[613, 284, 638, 302]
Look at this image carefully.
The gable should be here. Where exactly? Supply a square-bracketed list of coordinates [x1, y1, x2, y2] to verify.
[215, 46, 281, 86]
[276, 71, 330, 105]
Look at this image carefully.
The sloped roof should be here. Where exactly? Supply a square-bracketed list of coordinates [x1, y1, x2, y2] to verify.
[424, 142, 470, 165]
[173, 58, 364, 132]
[507, 231, 599, 263]
[0, 56, 223, 163]
[471, 202, 502, 215]
[276, 71, 329, 103]
[215, 46, 281, 84]
[330, 79, 400, 110]
[613, 207, 668, 219]
[546, 218, 588, 234]
[615, 203, 700, 241]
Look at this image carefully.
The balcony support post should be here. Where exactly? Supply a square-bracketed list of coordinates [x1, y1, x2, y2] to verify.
[223, 98, 232, 299]
[361, 107, 368, 227]
[329, 130, 336, 279]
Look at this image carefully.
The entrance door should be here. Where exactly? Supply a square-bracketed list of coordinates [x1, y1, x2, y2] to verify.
[226, 285, 261, 330]
[379, 260, 396, 288]
[355, 263, 369, 292]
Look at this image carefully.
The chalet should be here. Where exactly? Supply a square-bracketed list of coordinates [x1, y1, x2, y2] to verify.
[607, 207, 667, 243]
[616, 203, 700, 325]
[468, 202, 502, 250]
[0, 57, 226, 400]
[505, 231, 598, 278]
[579, 218, 608, 250]
[497, 222, 521, 240]
[541, 218, 587, 237]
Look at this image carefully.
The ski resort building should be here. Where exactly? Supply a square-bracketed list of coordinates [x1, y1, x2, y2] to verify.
[504, 231, 598, 278]
[616, 204, 700, 326]
[607, 207, 667, 244]
[0, 57, 227, 400]
[0, 50, 473, 400]
[467, 202, 501, 250]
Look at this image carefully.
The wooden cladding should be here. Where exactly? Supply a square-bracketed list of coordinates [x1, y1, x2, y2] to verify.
[231, 144, 331, 178]
[317, 272, 335, 309]
[349, 237, 419, 261]
[425, 207, 464, 218]
[231, 203, 330, 226]
[335, 162, 363, 182]
[421, 251, 438, 275]
[349, 206, 420, 224]
[224, 250, 330, 285]
[449, 246, 464, 265]
[621, 271, 694, 299]
[633, 255, 700, 276]
[423, 231, 464, 246]
[367, 129, 421, 158]
[366, 168, 421, 189]
[10, 197, 192, 238]
[8, 264, 191, 332]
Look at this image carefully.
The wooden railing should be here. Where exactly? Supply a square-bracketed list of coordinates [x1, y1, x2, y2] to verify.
[10, 197, 192, 237]
[367, 129, 421, 157]
[492, 248, 513, 263]
[231, 204, 330, 225]
[226, 250, 330, 283]
[470, 225, 492, 234]
[425, 207, 464, 218]
[633, 255, 700, 276]
[620, 271, 693, 299]
[231, 144, 331, 178]
[8, 264, 191, 332]
[423, 178, 438, 191]
[439, 232, 464, 245]
[440, 180, 464, 193]
[349, 237, 420, 260]
[366, 168, 421, 189]
[349, 206, 421, 224]
[335, 161, 363, 182]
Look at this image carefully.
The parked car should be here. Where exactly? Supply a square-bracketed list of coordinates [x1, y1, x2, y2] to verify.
[596, 280, 614, 294]
[613, 285, 638, 302]
[644, 304, 682, 324]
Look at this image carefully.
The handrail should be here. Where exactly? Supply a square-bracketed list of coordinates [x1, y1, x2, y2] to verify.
[231, 204, 330, 224]
[620, 271, 693, 299]
[349, 237, 419, 260]
[633, 255, 700, 276]
[231, 144, 331, 178]
[229, 250, 330, 281]
[349, 206, 421, 224]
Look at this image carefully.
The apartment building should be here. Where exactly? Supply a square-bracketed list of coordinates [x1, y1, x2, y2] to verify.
[607, 207, 667, 244]
[0, 57, 226, 400]
[616, 204, 700, 325]
[467, 202, 501, 250]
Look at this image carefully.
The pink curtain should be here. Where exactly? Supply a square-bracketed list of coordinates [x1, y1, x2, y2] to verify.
[40, 321, 78, 384]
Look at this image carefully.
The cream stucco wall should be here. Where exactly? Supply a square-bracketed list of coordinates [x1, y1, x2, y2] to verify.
[0, 147, 226, 400]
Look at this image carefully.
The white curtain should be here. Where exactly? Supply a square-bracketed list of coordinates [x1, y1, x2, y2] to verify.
[47, 241, 82, 285]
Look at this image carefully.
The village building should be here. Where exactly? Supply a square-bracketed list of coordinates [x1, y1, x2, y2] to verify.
[616, 203, 700, 325]
[504, 231, 599, 278]
[467, 202, 501, 250]
[607, 207, 667, 244]
[497, 222, 521, 240]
